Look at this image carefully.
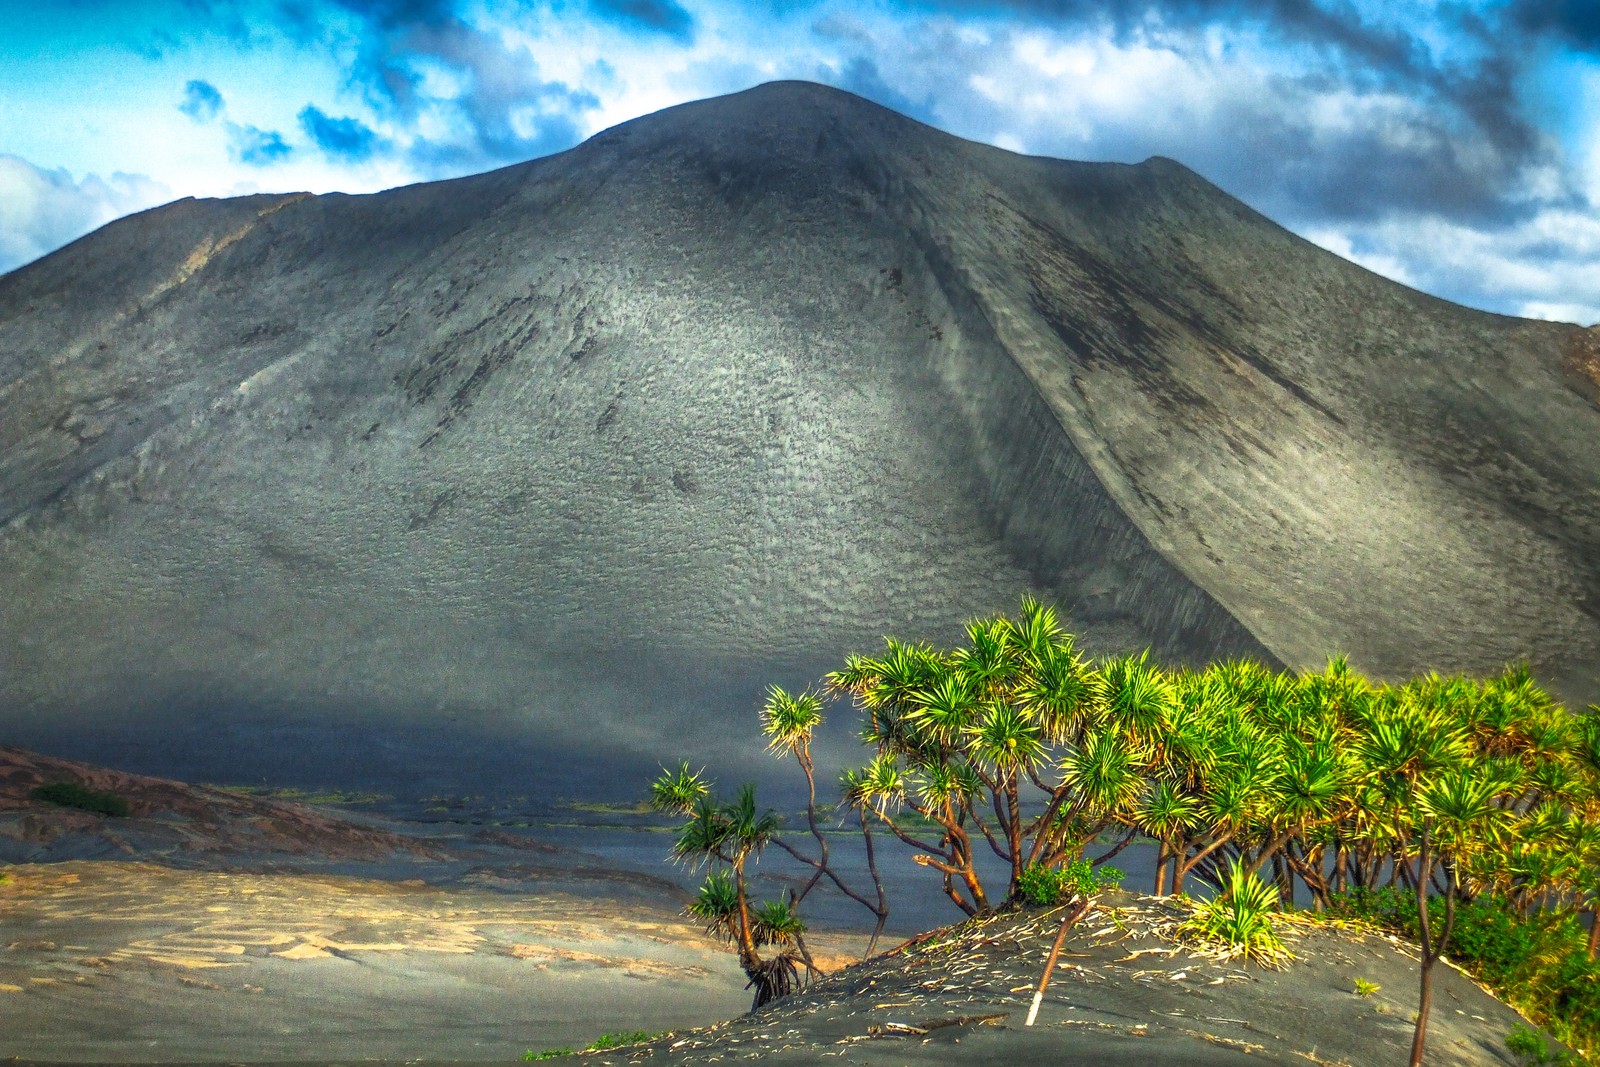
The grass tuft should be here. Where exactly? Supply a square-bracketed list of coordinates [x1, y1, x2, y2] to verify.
[31, 782, 130, 817]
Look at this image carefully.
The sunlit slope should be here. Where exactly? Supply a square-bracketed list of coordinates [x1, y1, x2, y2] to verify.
[1, 81, 1595, 783]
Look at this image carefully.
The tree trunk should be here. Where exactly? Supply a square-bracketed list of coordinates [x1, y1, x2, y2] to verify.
[1409, 826, 1441, 1067]
[1175, 833, 1234, 893]
[1005, 775, 1024, 895]
[1587, 903, 1599, 961]
[1272, 851, 1292, 909]
[1409, 955, 1436, 1067]
[1153, 842, 1168, 896]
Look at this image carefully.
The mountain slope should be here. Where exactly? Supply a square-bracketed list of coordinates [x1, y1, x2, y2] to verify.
[1, 81, 1595, 786]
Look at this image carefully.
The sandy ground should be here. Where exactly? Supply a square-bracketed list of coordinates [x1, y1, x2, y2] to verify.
[0, 861, 761, 1063]
[0, 865, 1563, 1066]
[572, 894, 1542, 1067]
[0, 749, 1565, 1066]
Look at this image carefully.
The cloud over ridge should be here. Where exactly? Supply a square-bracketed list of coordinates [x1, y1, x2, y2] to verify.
[4, 0, 1598, 321]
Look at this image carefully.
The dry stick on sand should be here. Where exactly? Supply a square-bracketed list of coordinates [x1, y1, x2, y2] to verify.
[1026, 896, 1096, 1026]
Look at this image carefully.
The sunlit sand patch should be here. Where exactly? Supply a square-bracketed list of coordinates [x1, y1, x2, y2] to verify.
[503, 943, 711, 980]
[272, 942, 333, 960]
[0, 860, 733, 989]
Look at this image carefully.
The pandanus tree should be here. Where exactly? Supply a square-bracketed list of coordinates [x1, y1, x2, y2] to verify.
[1346, 672, 1530, 1067]
[760, 686, 890, 955]
[652, 686, 893, 1008]
[1128, 660, 1357, 904]
[1404, 763, 1525, 1067]
[651, 767, 803, 1009]
[829, 597, 1110, 913]
[653, 593, 1600, 1041]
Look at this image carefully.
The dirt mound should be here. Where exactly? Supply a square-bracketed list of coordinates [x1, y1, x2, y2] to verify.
[0, 744, 434, 863]
[591, 894, 1537, 1066]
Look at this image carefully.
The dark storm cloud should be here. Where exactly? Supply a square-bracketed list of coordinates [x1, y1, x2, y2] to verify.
[893, 0, 1426, 76]
[861, 0, 1580, 232]
[1512, 0, 1600, 49]
[589, 0, 696, 41]
[371, 18, 599, 164]
[299, 104, 384, 160]
[178, 78, 225, 121]
[824, 56, 933, 123]
[251, 0, 601, 173]
[228, 123, 294, 165]
[1021, 66, 1568, 230]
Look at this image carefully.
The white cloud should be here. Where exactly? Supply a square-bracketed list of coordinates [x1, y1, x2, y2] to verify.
[0, 156, 172, 275]
[2, 0, 1597, 330]
[1302, 227, 1420, 290]
[1321, 211, 1600, 325]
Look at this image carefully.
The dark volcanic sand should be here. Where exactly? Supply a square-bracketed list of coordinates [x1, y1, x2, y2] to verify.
[572, 894, 1541, 1067]
[0, 749, 1561, 1065]
[0, 860, 753, 1063]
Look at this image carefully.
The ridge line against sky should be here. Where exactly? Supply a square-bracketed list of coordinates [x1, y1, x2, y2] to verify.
[2, 0, 1597, 324]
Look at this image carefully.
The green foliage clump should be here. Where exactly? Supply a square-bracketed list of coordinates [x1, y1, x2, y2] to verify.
[1179, 859, 1292, 967]
[521, 1031, 660, 1060]
[587, 1031, 654, 1050]
[1353, 978, 1380, 997]
[1016, 859, 1123, 905]
[655, 596, 1600, 1065]
[1507, 1025, 1584, 1067]
[31, 781, 129, 817]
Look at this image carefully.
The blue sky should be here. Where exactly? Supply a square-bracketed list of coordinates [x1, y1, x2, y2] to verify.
[2, 0, 1598, 323]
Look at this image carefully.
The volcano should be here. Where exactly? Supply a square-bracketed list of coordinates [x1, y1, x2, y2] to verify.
[2, 81, 1596, 790]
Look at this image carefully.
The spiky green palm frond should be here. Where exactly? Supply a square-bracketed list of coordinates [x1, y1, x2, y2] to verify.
[1272, 739, 1352, 829]
[1013, 594, 1061, 655]
[906, 673, 980, 747]
[761, 686, 825, 755]
[1178, 860, 1292, 967]
[1016, 640, 1097, 745]
[913, 757, 981, 809]
[824, 653, 876, 698]
[842, 754, 908, 813]
[955, 616, 1018, 697]
[1417, 763, 1522, 854]
[1060, 728, 1143, 816]
[673, 797, 733, 863]
[1356, 694, 1470, 802]
[687, 871, 740, 941]
[752, 899, 806, 946]
[1135, 778, 1200, 841]
[1099, 651, 1175, 755]
[651, 762, 712, 816]
[724, 784, 780, 858]
[967, 701, 1045, 774]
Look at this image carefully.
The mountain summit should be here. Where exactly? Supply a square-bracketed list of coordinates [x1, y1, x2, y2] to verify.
[3, 82, 1596, 785]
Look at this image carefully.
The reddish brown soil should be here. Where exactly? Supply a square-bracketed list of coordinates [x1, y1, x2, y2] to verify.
[0, 744, 435, 861]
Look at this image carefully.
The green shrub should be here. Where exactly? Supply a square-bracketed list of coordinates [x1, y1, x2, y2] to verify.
[1178, 860, 1291, 967]
[1507, 1024, 1584, 1066]
[31, 782, 130, 817]
[1016, 859, 1124, 905]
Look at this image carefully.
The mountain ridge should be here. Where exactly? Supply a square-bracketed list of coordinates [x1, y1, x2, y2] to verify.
[2, 81, 1595, 787]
